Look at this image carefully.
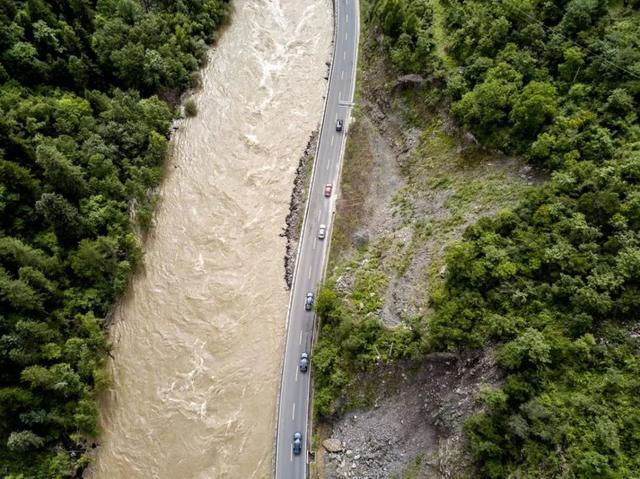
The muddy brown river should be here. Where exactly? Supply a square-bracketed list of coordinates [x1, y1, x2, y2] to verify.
[87, 1, 332, 477]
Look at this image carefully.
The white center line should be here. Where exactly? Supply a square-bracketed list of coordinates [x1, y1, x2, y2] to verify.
[343, 50, 346, 60]
[317, 209, 321, 221]
[346, 13, 349, 23]
[295, 367, 299, 382]
[341, 70, 344, 80]
[290, 449, 293, 462]
[325, 160, 330, 171]
[308, 268, 312, 279]
[292, 402, 296, 421]
[299, 330, 303, 344]
[313, 237, 317, 249]
[345, 32, 348, 41]
[331, 135, 334, 146]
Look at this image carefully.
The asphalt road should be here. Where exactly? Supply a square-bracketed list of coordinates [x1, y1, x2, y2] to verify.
[274, 0, 359, 477]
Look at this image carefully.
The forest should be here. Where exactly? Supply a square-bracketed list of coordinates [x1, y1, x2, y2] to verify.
[0, 0, 228, 476]
[315, 0, 640, 477]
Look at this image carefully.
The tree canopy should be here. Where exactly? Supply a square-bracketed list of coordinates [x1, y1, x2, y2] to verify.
[314, 0, 640, 477]
[0, 0, 228, 476]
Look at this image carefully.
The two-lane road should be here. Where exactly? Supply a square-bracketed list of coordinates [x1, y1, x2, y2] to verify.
[274, 0, 359, 477]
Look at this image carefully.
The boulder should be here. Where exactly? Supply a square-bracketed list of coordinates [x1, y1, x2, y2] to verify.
[323, 438, 343, 453]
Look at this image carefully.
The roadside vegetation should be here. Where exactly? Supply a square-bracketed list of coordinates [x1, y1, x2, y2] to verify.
[315, 0, 640, 477]
[0, 0, 228, 476]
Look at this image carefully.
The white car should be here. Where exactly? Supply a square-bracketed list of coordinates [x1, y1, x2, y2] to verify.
[318, 224, 326, 239]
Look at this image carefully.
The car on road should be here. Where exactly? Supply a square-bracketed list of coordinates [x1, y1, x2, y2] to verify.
[318, 224, 326, 239]
[293, 432, 302, 455]
[324, 183, 333, 197]
[305, 291, 314, 310]
[336, 119, 343, 132]
[299, 352, 309, 372]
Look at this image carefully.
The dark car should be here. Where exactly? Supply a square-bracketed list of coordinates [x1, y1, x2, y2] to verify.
[336, 119, 343, 132]
[293, 432, 302, 455]
[299, 352, 309, 373]
[324, 183, 333, 197]
[305, 291, 314, 311]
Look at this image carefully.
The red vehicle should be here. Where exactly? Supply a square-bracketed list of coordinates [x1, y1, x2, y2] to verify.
[324, 183, 333, 197]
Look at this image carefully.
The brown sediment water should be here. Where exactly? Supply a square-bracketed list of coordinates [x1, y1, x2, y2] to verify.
[87, 0, 332, 477]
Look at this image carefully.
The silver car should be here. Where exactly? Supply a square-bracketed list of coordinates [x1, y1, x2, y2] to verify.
[299, 352, 309, 373]
[318, 224, 326, 239]
[293, 432, 302, 454]
[305, 291, 314, 311]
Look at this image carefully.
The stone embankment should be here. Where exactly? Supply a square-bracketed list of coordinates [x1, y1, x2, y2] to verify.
[282, 131, 319, 287]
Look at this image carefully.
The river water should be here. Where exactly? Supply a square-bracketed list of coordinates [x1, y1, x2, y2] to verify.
[87, 1, 332, 477]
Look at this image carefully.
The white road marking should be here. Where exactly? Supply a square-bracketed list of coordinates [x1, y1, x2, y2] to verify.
[295, 367, 299, 382]
[299, 330, 303, 344]
[343, 50, 346, 60]
[325, 160, 330, 171]
[290, 449, 293, 462]
[346, 13, 349, 23]
[292, 402, 296, 421]
[313, 237, 317, 249]
[341, 70, 344, 80]
[331, 135, 334, 146]
[346, 32, 348, 41]
[308, 268, 312, 279]
[317, 209, 321, 221]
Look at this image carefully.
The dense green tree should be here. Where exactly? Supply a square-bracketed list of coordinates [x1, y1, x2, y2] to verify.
[312, 0, 640, 477]
[0, 0, 229, 475]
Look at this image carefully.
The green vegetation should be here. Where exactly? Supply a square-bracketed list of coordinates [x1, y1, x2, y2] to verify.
[316, 0, 640, 477]
[0, 0, 228, 476]
[397, 454, 425, 479]
[184, 97, 198, 117]
[375, 0, 436, 73]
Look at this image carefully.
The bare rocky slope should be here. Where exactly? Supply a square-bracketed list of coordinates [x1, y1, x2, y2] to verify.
[322, 352, 501, 479]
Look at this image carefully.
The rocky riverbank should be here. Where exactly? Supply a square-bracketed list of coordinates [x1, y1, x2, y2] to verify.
[283, 131, 319, 288]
